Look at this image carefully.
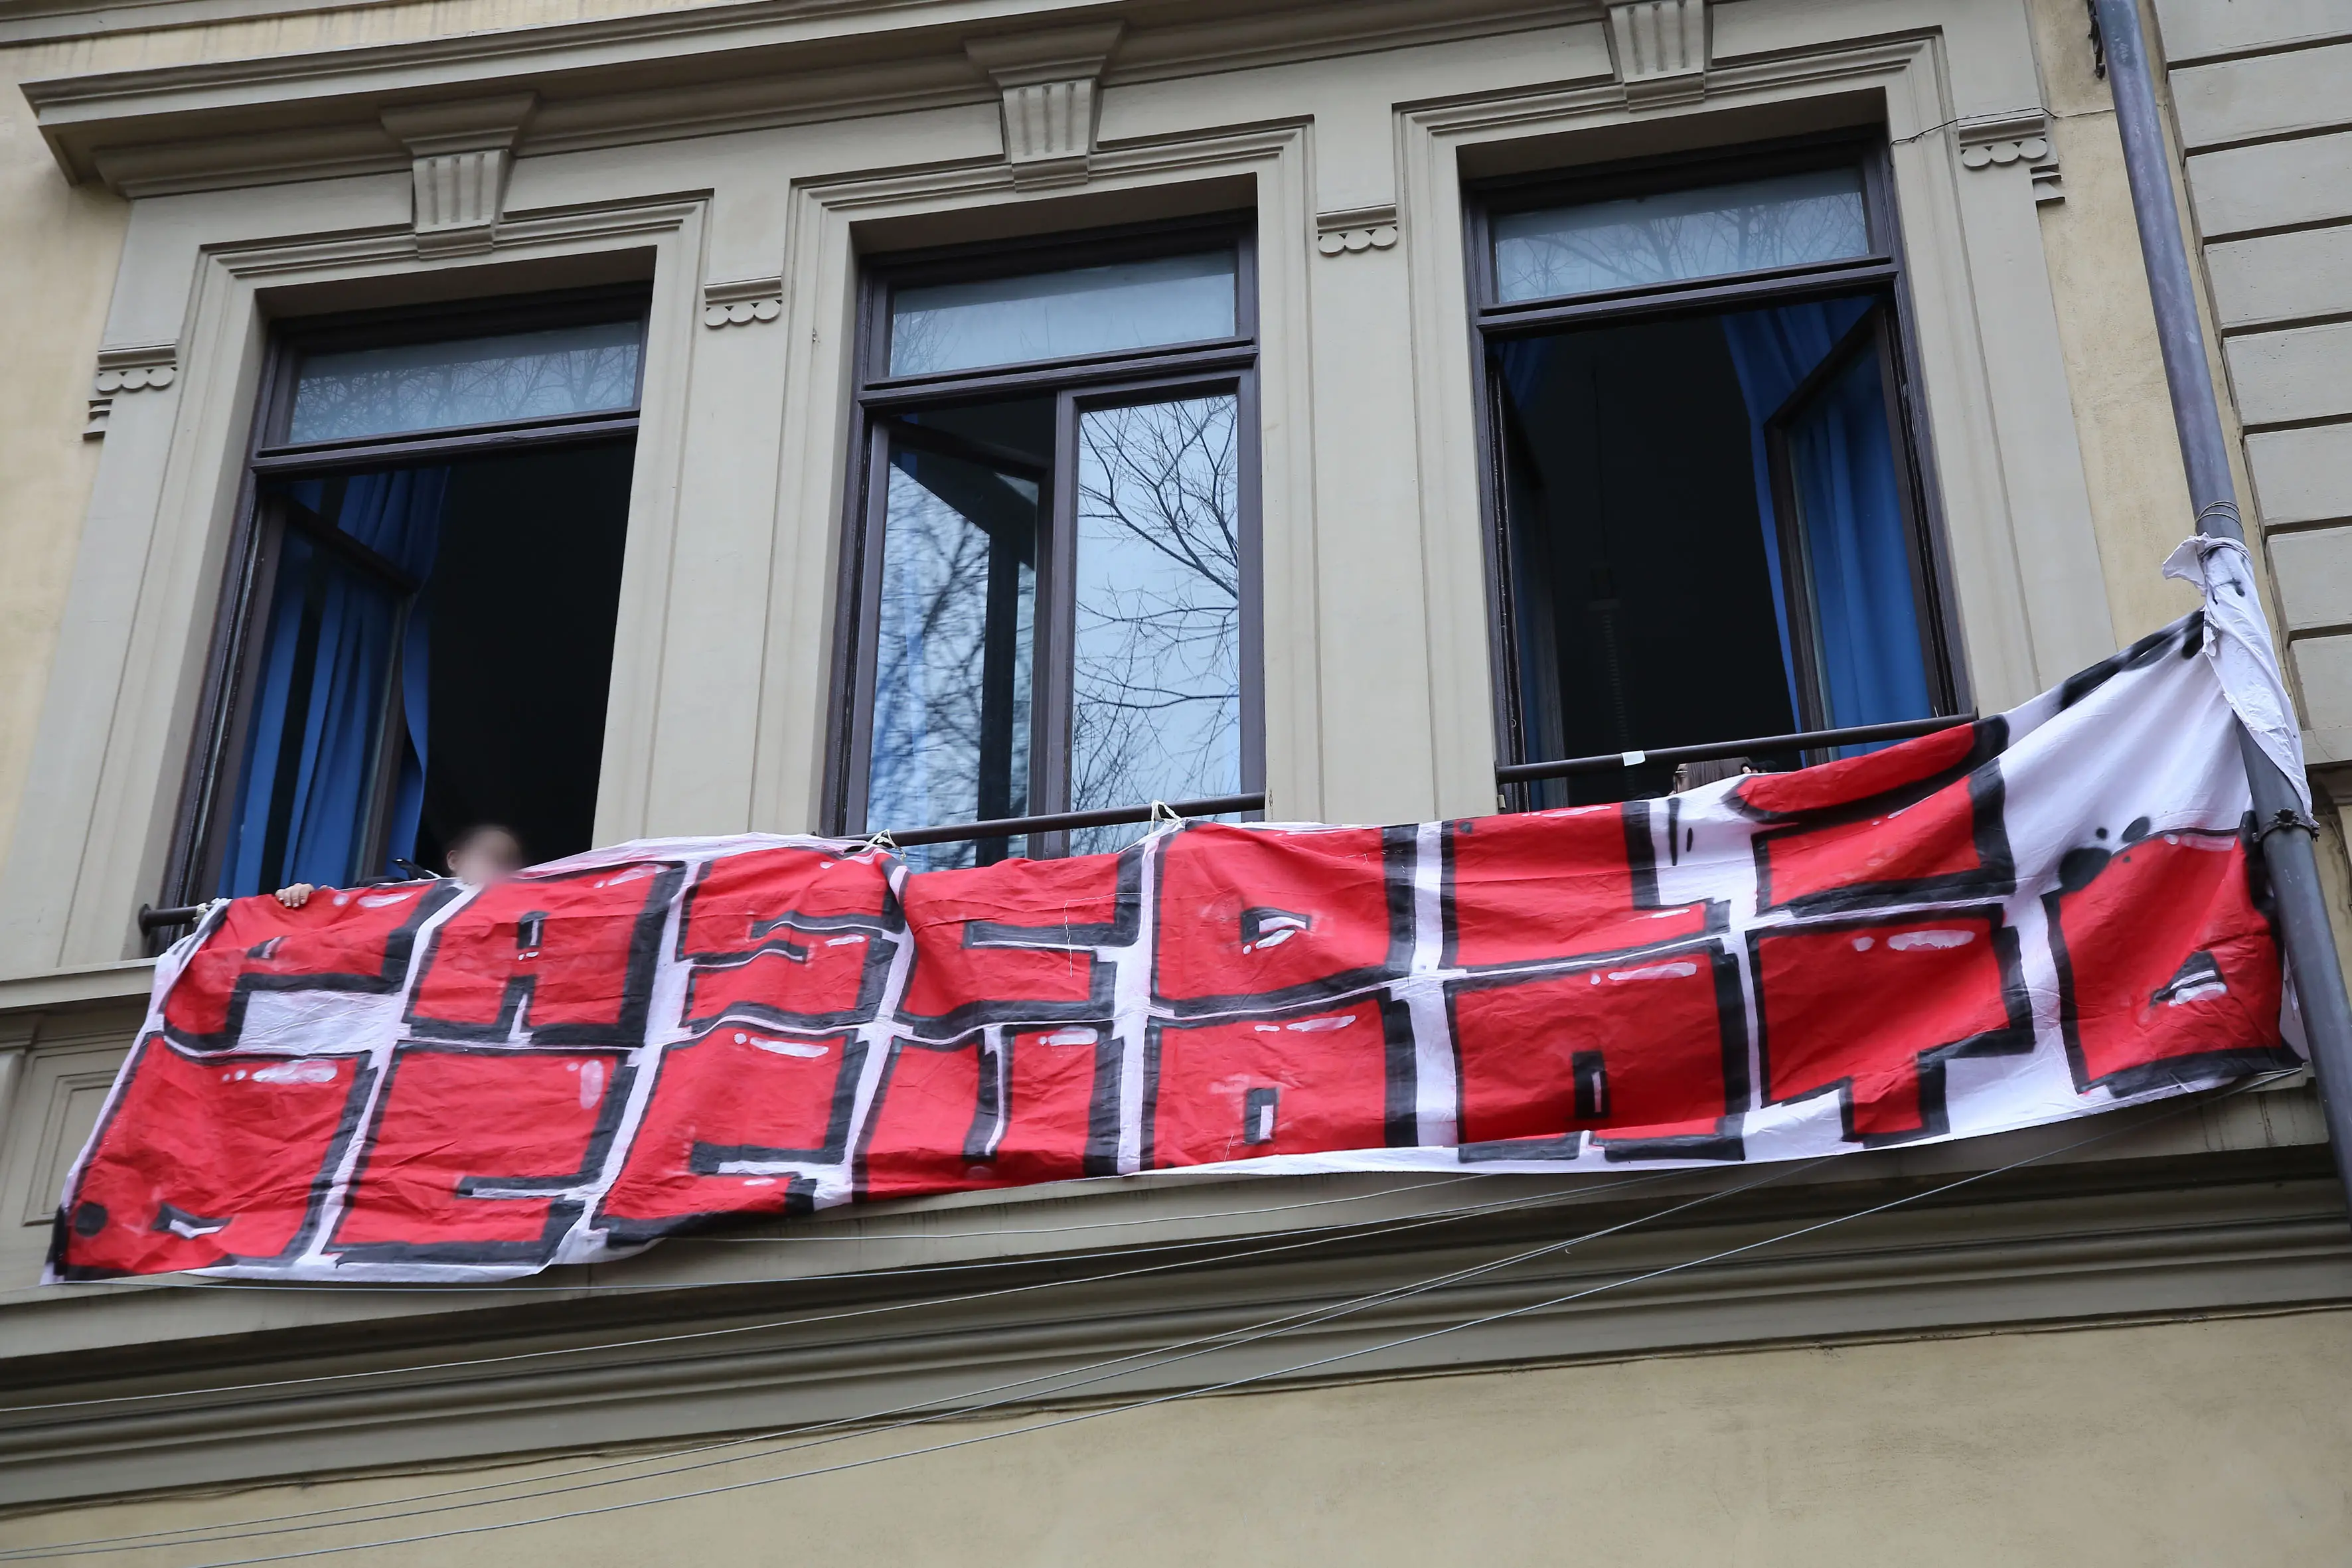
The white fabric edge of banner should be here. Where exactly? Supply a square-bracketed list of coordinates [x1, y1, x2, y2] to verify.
[2163, 534, 2312, 815]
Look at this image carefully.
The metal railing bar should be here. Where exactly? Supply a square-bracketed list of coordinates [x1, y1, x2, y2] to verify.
[880, 793, 1266, 848]
[1495, 713, 1976, 786]
[137, 794, 1273, 931]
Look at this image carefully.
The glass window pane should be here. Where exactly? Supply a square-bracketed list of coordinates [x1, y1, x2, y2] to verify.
[890, 251, 1237, 376]
[866, 441, 1040, 870]
[1492, 167, 1868, 303]
[286, 318, 643, 443]
[1068, 393, 1243, 854]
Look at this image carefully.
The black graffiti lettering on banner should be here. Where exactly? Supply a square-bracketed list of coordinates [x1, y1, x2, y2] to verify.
[1139, 995, 1419, 1170]
[1441, 801, 1725, 975]
[327, 1043, 635, 1268]
[594, 1026, 866, 1245]
[1734, 718, 2016, 916]
[52, 1035, 378, 1279]
[2056, 611, 2205, 712]
[1749, 905, 2034, 1146]
[676, 846, 902, 1034]
[2045, 813, 2300, 1097]
[1448, 940, 1749, 1164]
[1152, 824, 1417, 1017]
[854, 1022, 1125, 1199]
[159, 882, 461, 1052]
[893, 849, 1144, 1040]
[404, 864, 684, 1048]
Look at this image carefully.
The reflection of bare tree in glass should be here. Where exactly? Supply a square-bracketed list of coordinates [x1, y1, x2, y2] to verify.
[867, 459, 1035, 872]
[291, 336, 642, 442]
[888, 309, 947, 378]
[1068, 395, 1241, 854]
[1496, 177, 1866, 301]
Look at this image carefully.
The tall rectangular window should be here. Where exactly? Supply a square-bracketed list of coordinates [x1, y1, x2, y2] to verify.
[837, 222, 1261, 866]
[1471, 141, 1959, 805]
[167, 291, 647, 903]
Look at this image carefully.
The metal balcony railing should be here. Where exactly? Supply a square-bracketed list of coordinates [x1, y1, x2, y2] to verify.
[1495, 713, 1974, 787]
[135, 791, 1271, 935]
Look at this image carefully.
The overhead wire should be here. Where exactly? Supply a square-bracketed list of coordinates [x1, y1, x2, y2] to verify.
[8, 1071, 2291, 1567]
[126, 1079, 2273, 1568]
[57, 1176, 1601, 1298]
[1, 1170, 1678, 1416]
[651, 1173, 1499, 1239]
[0, 1163, 1774, 1561]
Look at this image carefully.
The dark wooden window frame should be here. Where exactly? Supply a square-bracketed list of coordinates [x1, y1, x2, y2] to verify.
[1463, 130, 1968, 797]
[826, 214, 1265, 858]
[158, 284, 651, 913]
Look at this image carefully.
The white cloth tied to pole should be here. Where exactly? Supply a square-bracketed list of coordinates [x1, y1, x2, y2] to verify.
[2163, 534, 2311, 816]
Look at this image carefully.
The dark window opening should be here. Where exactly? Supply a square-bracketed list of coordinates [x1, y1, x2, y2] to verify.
[1474, 141, 1956, 807]
[171, 293, 646, 905]
[839, 221, 1261, 868]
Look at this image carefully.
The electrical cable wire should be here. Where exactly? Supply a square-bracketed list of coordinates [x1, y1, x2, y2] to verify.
[647, 1172, 1498, 1239]
[146, 1083, 2268, 1568]
[1, 1170, 1676, 1416]
[139, 1178, 1587, 1294]
[55, 1188, 1627, 1319]
[7, 1072, 2290, 1567]
[0, 1164, 1772, 1562]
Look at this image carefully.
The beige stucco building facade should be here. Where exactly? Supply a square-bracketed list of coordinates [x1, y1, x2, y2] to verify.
[3, 0, 2352, 1560]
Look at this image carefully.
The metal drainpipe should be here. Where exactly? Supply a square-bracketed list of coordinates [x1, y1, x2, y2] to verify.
[2093, 0, 2352, 1212]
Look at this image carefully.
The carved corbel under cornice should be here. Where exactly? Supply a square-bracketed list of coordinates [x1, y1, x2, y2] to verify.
[1607, 0, 1707, 108]
[965, 22, 1123, 189]
[84, 343, 177, 439]
[1316, 204, 1399, 257]
[702, 277, 783, 327]
[380, 94, 536, 255]
[1956, 110, 2061, 204]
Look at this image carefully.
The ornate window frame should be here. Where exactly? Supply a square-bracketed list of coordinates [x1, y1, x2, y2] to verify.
[0, 196, 708, 969]
[1396, 29, 2112, 817]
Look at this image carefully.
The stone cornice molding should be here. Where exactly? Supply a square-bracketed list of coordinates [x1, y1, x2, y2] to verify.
[0, 1143, 2341, 1507]
[19, 0, 1587, 195]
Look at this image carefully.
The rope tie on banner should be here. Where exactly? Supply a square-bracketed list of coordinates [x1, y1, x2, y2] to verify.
[863, 830, 899, 854]
[2253, 807, 2320, 846]
[1146, 800, 1183, 832]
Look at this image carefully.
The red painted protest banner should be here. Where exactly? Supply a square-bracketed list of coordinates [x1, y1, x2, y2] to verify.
[50, 611, 2300, 1282]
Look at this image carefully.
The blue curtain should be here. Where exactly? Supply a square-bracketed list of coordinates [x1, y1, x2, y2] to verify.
[216, 469, 449, 896]
[1720, 299, 1930, 738]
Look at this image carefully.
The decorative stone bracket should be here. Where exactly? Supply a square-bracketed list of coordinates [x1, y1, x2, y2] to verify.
[1607, 0, 1708, 108]
[381, 94, 536, 255]
[1958, 112, 2062, 204]
[84, 343, 178, 439]
[702, 277, 784, 327]
[965, 22, 1123, 189]
[1316, 204, 1399, 257]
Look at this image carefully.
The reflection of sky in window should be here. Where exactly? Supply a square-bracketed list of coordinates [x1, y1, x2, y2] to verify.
[1493, 167, 1867, 303]
[1067, 394, 1242, 855]
[890, 252, 1236, 376]
[287, 319, 643, 443]
[868, 458, 1035, 871]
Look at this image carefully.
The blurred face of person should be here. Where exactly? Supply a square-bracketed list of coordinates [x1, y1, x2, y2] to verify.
[447, 827, 526, 885]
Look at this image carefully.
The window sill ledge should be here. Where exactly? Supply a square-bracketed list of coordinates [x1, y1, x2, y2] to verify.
[0, 960, 155, 1016]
